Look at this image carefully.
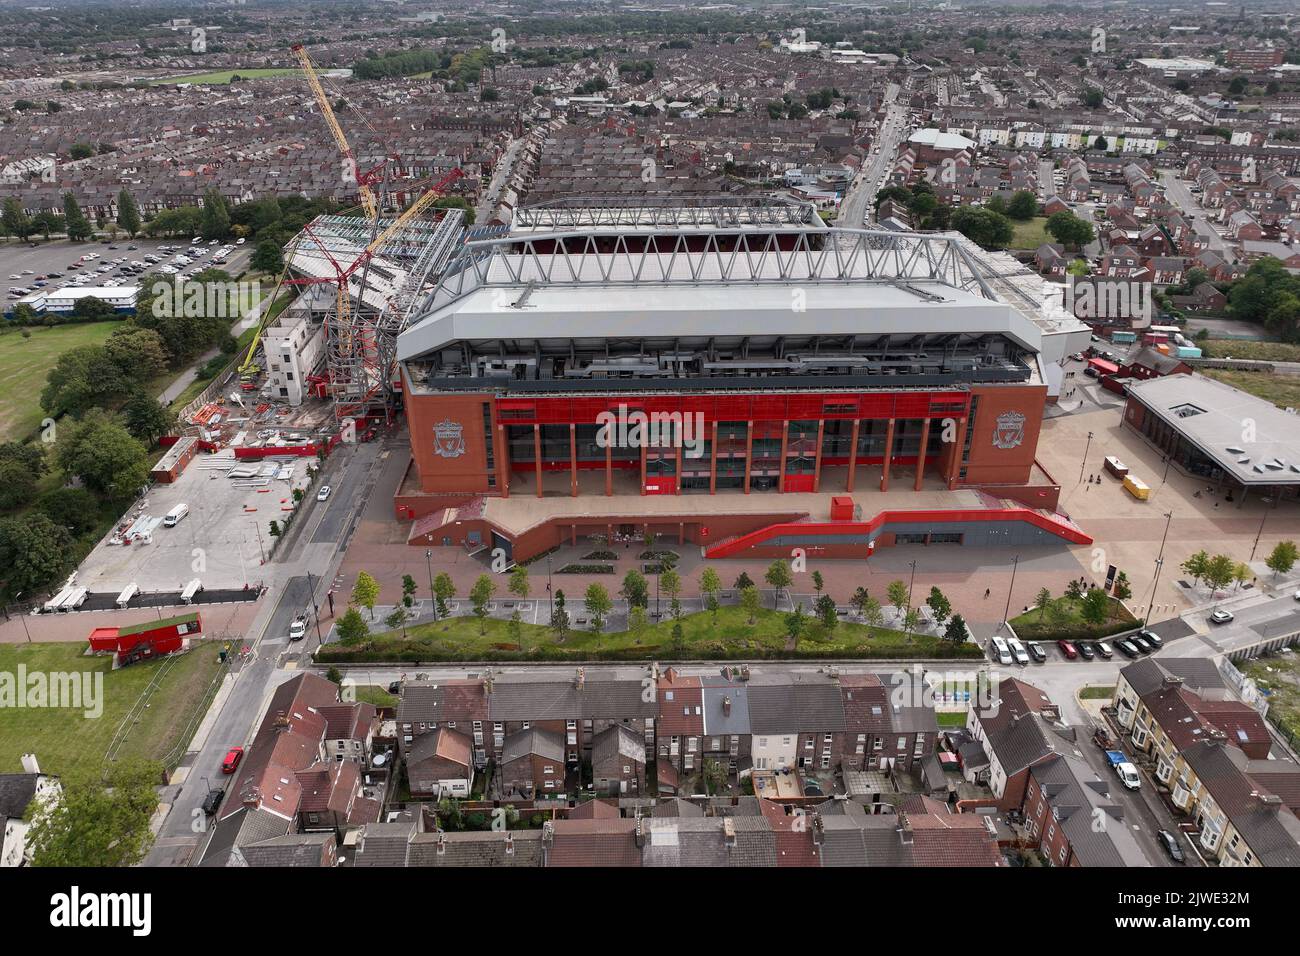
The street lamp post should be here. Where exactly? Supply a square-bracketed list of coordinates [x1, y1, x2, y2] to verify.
[1077, 431, 1094, 485]
[907, 560, 917, 609]
[1002, 554, 1021, 628]
[253, 521, 266, 564]
[425, 549, 437, 621]
[1249, 487, 1277, 562]
[306, 570, 323, 643]
[1145, 511, 1174, 627]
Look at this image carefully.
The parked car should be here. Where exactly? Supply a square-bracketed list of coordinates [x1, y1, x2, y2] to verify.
[201, 789, 224, 816]
[387, 681, 402, 695]
[1105, 750, 1141, 791]
[1209, 609, 1234, 624]
[1157, 829, 1185, 864]
[221, 746, 244, 774]
[1094, 641, 1114, 660]
[1057, 640, 1079, 660]
[1137, 629, 1163, 649]
[1114, 639, 1139, 659]
[1026, 641, 1047, 663]
[1007, 637, 1030, 666]
[317, 484, 332, 502]
[1077, 641, 1096, 661]
[1093, 726, 1114, 749]
[989, 636, 1013, 666]
[288, 616, 308, 642]
[1130, 635, 1153, 654]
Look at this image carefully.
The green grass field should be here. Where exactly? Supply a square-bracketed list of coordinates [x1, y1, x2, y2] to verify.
[1199, 340, 1300, 363]
[1204, 369, 1300, 410]
[0, 642, 224, 776]
[1243, 656, 1300, 741]
[0, 321, 121, 440]
[1011, 595, 1137, 642]
[318, 605, 984, 663]
[1009, 216, 1052, 250]
[150, 68, 299, 85]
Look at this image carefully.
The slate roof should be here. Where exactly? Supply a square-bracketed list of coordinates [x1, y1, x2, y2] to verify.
[501, 727, 565, 764]
[1029, 752, 1149, 866]
[408, 830, 545, 866]
[699, 678, 749, 735]
[591, 724, 645, 767]
[407, 727, 474, 770]
[396, 679, 490, 723]
[1182, 740, 1300, 867]
[352, 821, 419, 866]
[0, 774, 40, 819]
[1121, 657, 1227, 699]
[240, 832, 336, 867]
[745, 672, 846, 733]
[651, 796, 705, 818]
[548, 818, 642, 866]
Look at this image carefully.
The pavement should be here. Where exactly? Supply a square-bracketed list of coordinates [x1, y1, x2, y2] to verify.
[1158, 169, 1236, 263]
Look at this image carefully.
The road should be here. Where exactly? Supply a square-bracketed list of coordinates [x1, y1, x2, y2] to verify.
[144, 438, 386, 866]
[476, 135, 529, 223]
[836, 82, 909, 234]
[1158, 169, 1235, 262]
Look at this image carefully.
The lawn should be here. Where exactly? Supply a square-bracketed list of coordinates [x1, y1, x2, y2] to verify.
[1203, 369, 1300, 410]
[1010, 595, 1137, 642]
[0, 641, 224, 777]
[354, 685, 398, 708]
[0, 321, 121, 439]
[1009, 216, 1052, 250]
[150, 68, 300, 85]
[1242, 655, 1300, 741]
[1198, 340, 1300, 363]
[1079, 686, 1116, 700]
[317, 605, 984, 663]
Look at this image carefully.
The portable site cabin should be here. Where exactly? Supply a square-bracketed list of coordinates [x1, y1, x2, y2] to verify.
[180, 578, 203, 604]
[88, 611, 202, 664]
[1123, 475, 1150, 500]
[1104, 456, 1129, 478]
[115, 583, 140, 609]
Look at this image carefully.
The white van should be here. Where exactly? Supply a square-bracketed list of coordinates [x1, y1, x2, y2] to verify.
[163, 504, 189, 527]
[989, 635, 1013, 666]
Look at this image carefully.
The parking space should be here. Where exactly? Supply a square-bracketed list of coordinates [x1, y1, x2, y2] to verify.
[73, 449, 318, 595]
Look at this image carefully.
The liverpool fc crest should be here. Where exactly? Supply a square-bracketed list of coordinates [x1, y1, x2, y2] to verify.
[433, 419, 466, 458]
[992, 411, 1025, 450]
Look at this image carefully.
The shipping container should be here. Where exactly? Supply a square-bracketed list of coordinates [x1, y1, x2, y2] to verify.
[1123, 475, 1150, 500]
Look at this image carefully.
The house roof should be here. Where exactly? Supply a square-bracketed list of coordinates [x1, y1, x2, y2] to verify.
[746, 672, 846, 733]
[548, 818, 642, 866]
[407, 727, 474, 770]
[699, 677, 750, 735]
[591, 724, 645, 767]
[657, 673, 704, 735]
[501, 727, 565, 764]
[408, 830, 545, 866]
[240, 832, 335, 867]
[1181, 740, 1300, 866]
[353, 821, 418, 866]
[1121, 657, 1227, 699]
[1029, 753, 1149, 866]
[0, 773, 40, 820]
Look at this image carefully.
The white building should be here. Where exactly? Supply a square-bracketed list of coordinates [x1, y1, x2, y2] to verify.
[1, 754, 62, 868]
[262, 302, 326, 406]
[12, 285, 139, 315]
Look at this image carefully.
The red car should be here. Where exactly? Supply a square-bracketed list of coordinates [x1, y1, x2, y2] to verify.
[1056, 640, 1079, 660]
[221, 746, 244, 774]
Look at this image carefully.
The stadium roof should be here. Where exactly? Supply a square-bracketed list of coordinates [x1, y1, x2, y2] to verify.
[396, 227, 1044, 363]
[510, 195, 825, 233]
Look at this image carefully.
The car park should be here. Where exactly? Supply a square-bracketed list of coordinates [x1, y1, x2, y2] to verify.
[1210, 608, 1234, 624]
[1056, 640, 1078, 660]
[1025, 641, 1047, 663]
[1157, 830, 1185, 864]
[221, 746, 244, 774]
[1130, 635, 1153, 654]
[1094, 641, 1113, 660]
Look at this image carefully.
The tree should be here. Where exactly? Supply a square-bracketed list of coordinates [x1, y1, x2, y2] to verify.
[385, 604, 410, 637]
[621, 568, 649, 608]
[628, 604, 649, 638]
[1065, 578, 1085, 600]
[432, 572, 456, 618]
[1046, 210, 1095, 249]
[861, 596, 884, 629]
[850, 586, 871, 618]
[944, 613, 968, 643]
[925, 586, 952, 627]
[815, 593, 838, 629]
[41, 345, 131, 419]
[902, 607, 922, 635]
[1203, 553, 1236, 594]
[811, 570, 824, 595]
[700, 566, 721, 622]
[507, 611, 524, 652]
[1007, 190, 1038, 221]
[0, 459, 38, 511]
[951, 205, 1014, 250]
[672, 621, 685, 656]
[25, 759, 160, 867]
[550, 589, 570, 639]
[1080, 587, 1110, 627]
[1083, 87, 1104, 109]
[251, 239, 284, 274]
[1182, 550, 1210, 589]
[660, 567, 682, 607]
[1266, 541, 1298, 578]
[1232, 562, 1251, 592]
[0, 513, 75, 602]
[1113, 571, 1132, 601]
[584, 582, 612, 631]
[401, 574, 417, 608]
[784, 602, 806, 648]
[116, 188, 141, 237]
[470, 573, 496, 634]
[1035, 587, 1052, 619]
[61, 192, 92, 241]
[38, 487, 98, 536]
[734, 571, 754, 590]
[739, 584, 761, 624]
[201, 187, 231, 240]
[508, 565, 530, 601]
[55, 411, 149, 500]
[886, 579, 909, 619]
[2, 198, 32, 240]
[764, 559, 792, 609]
[120, 391, 174, 446]
[351, 570, 380, 620]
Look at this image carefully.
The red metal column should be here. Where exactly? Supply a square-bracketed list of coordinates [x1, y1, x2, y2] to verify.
[948, 417, 968, 489]
[915, 418, 931, 492]
[675, 441, 682, 496]
[533, 424, 543, 499]
[640, 442, 647, 496]
[881, 418, 895, 492]
[743, 420, 753, 494]
[569, 423, 578, 497]
[846, 419, 861, 492]
[777, 419, 790, 493]
[812, 419, 826, 492]
[605, 437, 613, 496]
[709, 421, 718, 495]
[498, 422, 510, 498]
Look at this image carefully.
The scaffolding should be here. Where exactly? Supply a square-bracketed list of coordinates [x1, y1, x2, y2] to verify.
[285, 208, 465, 420]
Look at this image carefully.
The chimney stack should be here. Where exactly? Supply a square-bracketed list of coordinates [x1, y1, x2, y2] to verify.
[542, 820, 554, 846]
[812, 813, 824, 846]
[723, 696, 732, 716]
[436, 831, 446, 855]
[635, 818, 646, 847]
[576, 667, 586, 690]
[1162, 675, 1185, 689]
[1259, 793, 1283, 814]
[505, 832, 515, 855]
[898, 817, 915, 846]
[273, 710, 291, 731]
[483, 671, 494, 696]
[723, 817, 736, 848]
[20, 753, 40, 775]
